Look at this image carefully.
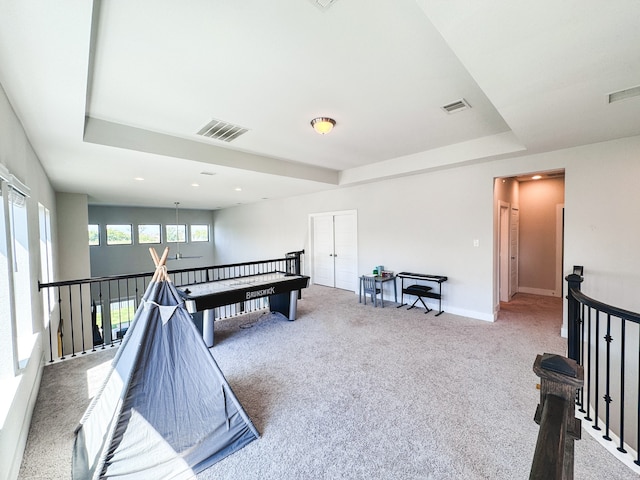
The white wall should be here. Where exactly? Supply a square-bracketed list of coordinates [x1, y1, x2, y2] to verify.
[216, 162, 495, 320]
[518, 177, 565, 295]
[0, 82, 57, 480]
[214, 135, 640, 324]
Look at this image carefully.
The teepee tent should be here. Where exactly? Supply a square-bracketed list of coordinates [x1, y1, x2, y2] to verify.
[72, 248, 259, 479]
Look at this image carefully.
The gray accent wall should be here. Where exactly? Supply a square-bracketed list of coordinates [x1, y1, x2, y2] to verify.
[88, 205, 215, 276]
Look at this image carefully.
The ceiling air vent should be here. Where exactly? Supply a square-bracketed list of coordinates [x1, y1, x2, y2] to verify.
[308, 0, 339, 11]
[608, 85, 640, 104]
[441, 98, 471, 114]
[197, 118, 248, 142]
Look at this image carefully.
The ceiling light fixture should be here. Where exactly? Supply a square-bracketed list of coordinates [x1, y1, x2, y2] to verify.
[310, 117, 336, 135]
[532, 175, 542, 180]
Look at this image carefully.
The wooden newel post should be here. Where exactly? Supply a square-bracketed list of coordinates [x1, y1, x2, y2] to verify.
[530, 353, 584, 480]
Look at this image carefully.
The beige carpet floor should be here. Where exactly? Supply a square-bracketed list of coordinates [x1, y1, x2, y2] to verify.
[18, 286, 638, 479]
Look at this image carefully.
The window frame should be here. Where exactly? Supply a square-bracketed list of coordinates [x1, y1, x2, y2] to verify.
[106, 224, 133, 246]
[190, 224, 210, 242]
[165, 224, 187, 243]
[138, 224, 162, 244]
[88, 224, 100, 246]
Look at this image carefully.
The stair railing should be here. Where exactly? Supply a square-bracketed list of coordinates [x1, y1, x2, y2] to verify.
[566, 268, 640, 467]
[39, 252, 304, 362]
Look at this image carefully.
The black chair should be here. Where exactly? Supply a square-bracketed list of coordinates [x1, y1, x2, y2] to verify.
[361, 275, 381, 307]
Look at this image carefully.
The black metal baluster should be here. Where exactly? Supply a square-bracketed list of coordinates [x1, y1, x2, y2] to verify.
[603, 313, 612, 441]
[69, 286, 76, 357]
[90, 283, 97, 353]
[46, 285, 54, 363]
[585, 307, 593, 422]
[108, 281, 115, 347]
[636, 323, 640, 466]
[617, 318, 626, 453]
[126, 279, 132, 330]
[593, 309, 601, 431]
[57, 286, 65, 360]
[133, 278, 138, 311]
[79, 283, 87, 354]
[117, 279, 122, 342]
[98, 281, 105, 349]
[578, 302, 586, 413]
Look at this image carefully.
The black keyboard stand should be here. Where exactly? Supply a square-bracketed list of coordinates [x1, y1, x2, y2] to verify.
[397, 272, 448, 316]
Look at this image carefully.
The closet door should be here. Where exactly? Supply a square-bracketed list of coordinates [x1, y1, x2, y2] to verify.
[312, 214, 335, 287]
[333, 213, 357, 291]
[311, 212, 357, 291]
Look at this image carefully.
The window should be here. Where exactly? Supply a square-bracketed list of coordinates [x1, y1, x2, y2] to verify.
[166, 224, 186, 243]
[39, 204, 54, 329]
[0, 181, 12, 380]
[88, 224, 100, 246]
[106, 224, 133, 245]
[138, 224, 161, 244]
[190, 224, 209, 242]
[8, 183, 33, 367]
[0, 168, 33, 376]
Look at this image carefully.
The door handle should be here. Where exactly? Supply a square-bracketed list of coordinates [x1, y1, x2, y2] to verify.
[329, 254, 333, 257]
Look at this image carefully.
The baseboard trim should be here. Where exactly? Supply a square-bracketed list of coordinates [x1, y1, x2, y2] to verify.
[517, 286, 559, 297]
[400, 300, 494, 323]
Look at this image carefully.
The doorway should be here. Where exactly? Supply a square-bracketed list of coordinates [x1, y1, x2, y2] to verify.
[494, 170, 565, 313]
[310, 210, 358, 292]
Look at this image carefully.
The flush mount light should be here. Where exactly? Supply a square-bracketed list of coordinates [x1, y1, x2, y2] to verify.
[310, 117, 336, 134]
[532, 175, 542, 180]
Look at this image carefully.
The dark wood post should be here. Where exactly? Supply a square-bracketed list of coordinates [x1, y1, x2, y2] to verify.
[565, 272, 584, 362]
[530, 354, 584, 480]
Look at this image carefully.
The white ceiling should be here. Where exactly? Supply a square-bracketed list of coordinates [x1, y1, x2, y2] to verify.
[1, 0, 639, 210]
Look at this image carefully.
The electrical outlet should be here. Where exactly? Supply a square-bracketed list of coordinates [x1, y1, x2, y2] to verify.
[473, 239, 479, 247]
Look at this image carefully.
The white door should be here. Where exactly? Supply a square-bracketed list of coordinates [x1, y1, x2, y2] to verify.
[311, 212, 357, 291]
[333, 213, 357, 291]
[499, 204, 510, 302]
[312, 215, 335, 287]
[509, 206, 519, 298]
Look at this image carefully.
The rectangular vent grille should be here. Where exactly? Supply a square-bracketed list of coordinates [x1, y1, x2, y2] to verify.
[197, 118, 248, 142]
[441, 98, 471, 114]
[608, 85, 640, 104]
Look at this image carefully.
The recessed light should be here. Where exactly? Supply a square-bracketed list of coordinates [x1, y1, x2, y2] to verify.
[134, 177, 144, 181]
[191, 183, 200, 187]
[532, 175, 542, 180]
[234, 187, 242, 192]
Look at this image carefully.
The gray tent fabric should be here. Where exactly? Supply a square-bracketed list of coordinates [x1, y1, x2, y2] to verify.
[72, 275, 259, 480]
